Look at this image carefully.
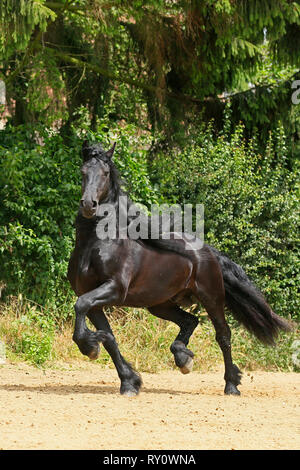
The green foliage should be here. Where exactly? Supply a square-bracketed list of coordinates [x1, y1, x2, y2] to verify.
[0, 296, 55, 365]
[0, 0, 299, 159]
[0, 125, 80, 306]
[14, 328, 53, 366]
[0, 1, 298, 371]
[150, 121, 299, 321]
[0, 121, 159, 308]
[0, 116, 298, 369]
[0, 0, 55, 59]
[0, 109, 298, 323]
[25, 50, 68, 126]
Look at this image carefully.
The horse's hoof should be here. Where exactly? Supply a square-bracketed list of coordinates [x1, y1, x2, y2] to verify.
[224, 382, 241, 396]
[120, 386, 139, 397]
[120, 380, 140, 397]
[180, 356, 194, 374]
[121, 389, 139, 397]
[88, 344, 100, 360]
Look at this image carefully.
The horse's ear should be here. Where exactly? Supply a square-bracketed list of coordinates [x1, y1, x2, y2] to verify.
[106, 142, 116, 160]
[82, 140, 90, 161]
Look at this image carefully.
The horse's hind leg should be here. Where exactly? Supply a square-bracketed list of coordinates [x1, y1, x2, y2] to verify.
[199, 294, 242, 395]
[148, 301, 198, 374]
[192, 250, 242, 395]
[87, 307, 142, 396]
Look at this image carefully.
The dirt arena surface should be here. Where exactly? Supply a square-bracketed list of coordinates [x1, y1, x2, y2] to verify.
[0, 362, 299, 450]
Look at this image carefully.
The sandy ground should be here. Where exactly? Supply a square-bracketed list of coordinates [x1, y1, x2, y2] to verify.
[0, 362, 299, 450]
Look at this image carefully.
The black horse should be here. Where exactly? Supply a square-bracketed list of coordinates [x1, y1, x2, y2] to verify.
[67, 141, 291, 396]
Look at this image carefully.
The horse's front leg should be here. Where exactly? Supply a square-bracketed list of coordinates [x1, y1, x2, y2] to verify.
[87, 308, 142, 396]
[73, 280, 125, 360]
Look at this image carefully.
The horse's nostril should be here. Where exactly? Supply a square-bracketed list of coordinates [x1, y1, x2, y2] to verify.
[80, 198, 97, 216]
[80, 199, 97, 209]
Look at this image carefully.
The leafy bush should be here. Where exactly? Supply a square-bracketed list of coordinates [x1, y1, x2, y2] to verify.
[0, 119, 298, 324]
[150, 122, 299, 321]
[0, 296, 55, 366]
[0, 117, 298, 370]
[0, 122, 158, 311]
[0, 126, 80, 308]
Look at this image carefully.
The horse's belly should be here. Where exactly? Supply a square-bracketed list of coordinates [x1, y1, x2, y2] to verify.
[124, 253, 193, 307]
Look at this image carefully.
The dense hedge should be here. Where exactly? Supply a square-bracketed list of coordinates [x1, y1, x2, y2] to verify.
[0, 121, 299, 322]
[151, 123, 299, 320]
[0, 123, 158, 311]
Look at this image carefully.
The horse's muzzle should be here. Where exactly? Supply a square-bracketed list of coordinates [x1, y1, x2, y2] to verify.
[80, 199, 97, 218]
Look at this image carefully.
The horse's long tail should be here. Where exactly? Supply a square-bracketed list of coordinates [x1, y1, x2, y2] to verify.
[209, 246, 292, 345]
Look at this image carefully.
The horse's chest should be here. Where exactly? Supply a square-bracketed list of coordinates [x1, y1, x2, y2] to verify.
[68, 247, 99, 296]
[78, 257, 99, 293]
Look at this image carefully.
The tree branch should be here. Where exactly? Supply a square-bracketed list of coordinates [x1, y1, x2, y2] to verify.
[225, 70, 300, 100]
[46, 47, 299, 107]
[45, 46, 213, 105]
[44, 1, 118, 14]
[44, 2, 84, 13]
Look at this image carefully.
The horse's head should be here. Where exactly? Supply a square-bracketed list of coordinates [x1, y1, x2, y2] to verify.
[80, 141, 116, 218]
